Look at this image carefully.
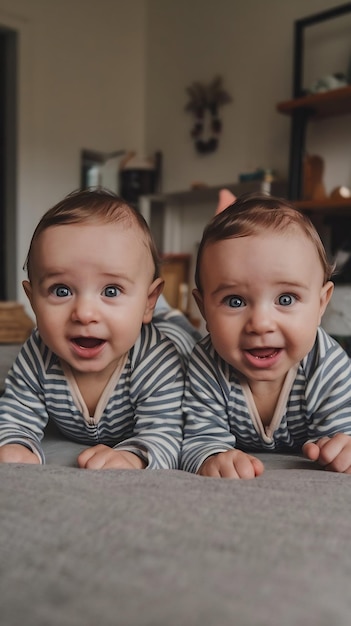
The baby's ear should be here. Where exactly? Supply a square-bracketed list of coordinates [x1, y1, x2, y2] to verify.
[192, 288, 206, 320]
[143, 278, 164, 323]
[215, 189, 236, 215]
[22, 280, 33, 305]
[319, 280, 334, 320]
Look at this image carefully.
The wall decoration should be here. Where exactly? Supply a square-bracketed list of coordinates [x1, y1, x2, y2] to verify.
[184, 75, 232, 154]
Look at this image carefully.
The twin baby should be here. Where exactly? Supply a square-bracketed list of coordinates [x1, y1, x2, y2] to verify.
[1, 187, 351, 478]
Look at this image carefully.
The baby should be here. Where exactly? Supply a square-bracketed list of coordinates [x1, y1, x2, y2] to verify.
[181, 192, 351, 478]
[0, 188, 187, 469]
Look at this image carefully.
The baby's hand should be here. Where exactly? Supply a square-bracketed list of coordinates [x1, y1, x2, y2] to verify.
[77, 444, 146, 470]
[198, 449, 264, 479]
[303, 433, 351, 473]
[0, 443, 40, 464]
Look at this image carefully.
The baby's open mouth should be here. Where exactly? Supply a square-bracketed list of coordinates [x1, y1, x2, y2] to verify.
[72, 337, 105, 349]
[247, 348, 279, 359]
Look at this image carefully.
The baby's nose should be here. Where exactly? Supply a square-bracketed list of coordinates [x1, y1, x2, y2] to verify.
[71, 296, 99, 324]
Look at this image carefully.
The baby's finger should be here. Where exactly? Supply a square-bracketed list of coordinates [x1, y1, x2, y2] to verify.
[249, 455, 265, 476]
[232, 454, 258, 480]
[318, 435, 347, 466]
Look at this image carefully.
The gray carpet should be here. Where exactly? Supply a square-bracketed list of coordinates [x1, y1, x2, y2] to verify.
[1, 440, 351, 626]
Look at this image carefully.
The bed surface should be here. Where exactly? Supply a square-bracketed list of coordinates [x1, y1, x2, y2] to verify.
[2, 423, 351, 626]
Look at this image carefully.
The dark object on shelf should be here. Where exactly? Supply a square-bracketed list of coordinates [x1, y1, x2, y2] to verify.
[119, 151, 162, 205]
[239, 169, 265, 183]
[238, 168, 276, 183]
[119, 167, 158, 205]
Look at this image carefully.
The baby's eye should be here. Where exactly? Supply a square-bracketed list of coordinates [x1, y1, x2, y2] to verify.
[225, 295, 245, 308]
[278, 294, 296, 306]
[53, 285, 71, 298]
[103, 285, 121, 298]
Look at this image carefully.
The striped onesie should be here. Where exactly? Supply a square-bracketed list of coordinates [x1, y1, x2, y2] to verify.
[181, 327, 351, 473]
[0, 321, 188, 468]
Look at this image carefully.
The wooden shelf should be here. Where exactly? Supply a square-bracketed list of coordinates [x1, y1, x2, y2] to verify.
[143, 180, 288, 205]
[277, 85, 351, 119]
[294, 197, 351, 215]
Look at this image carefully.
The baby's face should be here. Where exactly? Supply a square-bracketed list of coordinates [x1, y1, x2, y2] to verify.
[23, 220, 160, 381]
[195, 229, 333, 387]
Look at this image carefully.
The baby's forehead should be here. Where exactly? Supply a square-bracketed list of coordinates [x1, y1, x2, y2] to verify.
[205, 224, 310, 248]
[32, 218, 155, 266]
[202, 227, 323, 270]
[40, 216, 145, 239]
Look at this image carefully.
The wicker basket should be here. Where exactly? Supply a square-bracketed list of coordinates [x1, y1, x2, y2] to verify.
[0, 301, 34, 344]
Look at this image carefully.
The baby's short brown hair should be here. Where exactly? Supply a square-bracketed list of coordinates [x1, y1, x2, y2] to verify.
[24, 188, 161, 282]
[195, 193, 334, 292]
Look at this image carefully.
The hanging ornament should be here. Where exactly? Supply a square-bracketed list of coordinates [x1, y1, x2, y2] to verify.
[184, 76, 232, 154]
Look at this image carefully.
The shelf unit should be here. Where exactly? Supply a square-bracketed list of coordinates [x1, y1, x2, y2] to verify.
[277, 85, 351, 214]
[276, 3, 351, 214]
[292, 196, 351, 215]
[277, 84, 351, 119]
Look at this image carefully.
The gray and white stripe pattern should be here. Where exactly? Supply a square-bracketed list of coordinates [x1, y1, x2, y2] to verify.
[0, 323, 185, 468]
[181, 327, 351, 473]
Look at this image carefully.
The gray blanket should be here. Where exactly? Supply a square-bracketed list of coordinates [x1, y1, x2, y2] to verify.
[1, 423, 351, 626]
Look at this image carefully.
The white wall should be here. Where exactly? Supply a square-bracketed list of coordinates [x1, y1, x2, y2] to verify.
[0, 0, 147, 304]
[145, 0, 351, 193]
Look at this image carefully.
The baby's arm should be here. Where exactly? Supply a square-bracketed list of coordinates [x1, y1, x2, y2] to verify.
[181, 341, 265, 479]
[198, 449, 264, 479]
[301, 334, 351, 474]
[77, 444, 146, 470]
[0, 443, 40, 464]
[303, 434, 351, 474]
[0, 335, 51, 464]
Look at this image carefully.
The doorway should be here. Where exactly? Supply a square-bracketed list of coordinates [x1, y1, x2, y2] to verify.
[0, 26, 17, 300]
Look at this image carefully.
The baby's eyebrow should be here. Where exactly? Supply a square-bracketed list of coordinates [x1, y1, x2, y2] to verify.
[99, 272, 135, 285]
[211, 282, 240, 296]
[274, 280, 310, 291]
[210, 278, 312, 295]
[37, 270, 67, 285]
[37, 269, 135, 286]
